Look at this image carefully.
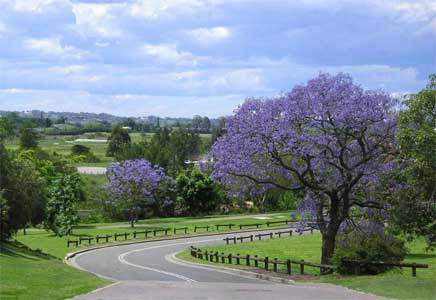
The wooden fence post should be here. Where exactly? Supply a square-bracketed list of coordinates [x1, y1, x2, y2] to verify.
[254, 255, 258, 267]
[236, 254, 240, 265]
[246, 255, 250, 266]
[221, 253, 225, 263]
[287, 259, 291, 275]
[228, 253, 232, 264]
[264, 256, 269, 270]
[250, 235, 253, 242]
[412, 263, 417, 277]
[300, 260, 305, 275]
[273, 258, 278, 272]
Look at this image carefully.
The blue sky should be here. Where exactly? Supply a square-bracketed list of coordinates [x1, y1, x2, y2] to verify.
[0, 0, 435, 117]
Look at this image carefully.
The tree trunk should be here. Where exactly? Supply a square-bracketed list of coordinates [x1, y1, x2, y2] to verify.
[130, 209, 135, 228]
[321, 232, 336, 266]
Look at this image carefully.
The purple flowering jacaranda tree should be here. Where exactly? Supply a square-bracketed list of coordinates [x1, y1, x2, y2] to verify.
[210, 73, 397, 266]
[104, 159, 175, 227]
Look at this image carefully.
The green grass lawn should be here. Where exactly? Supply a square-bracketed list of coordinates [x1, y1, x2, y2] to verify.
[16, 213, 293, 259]
[177, 233, 436, 300]
[0, 241, 108, 300]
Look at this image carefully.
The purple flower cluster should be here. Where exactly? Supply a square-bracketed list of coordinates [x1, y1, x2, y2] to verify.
[104, 159, 175, 206]
[210, 73, 397, 224]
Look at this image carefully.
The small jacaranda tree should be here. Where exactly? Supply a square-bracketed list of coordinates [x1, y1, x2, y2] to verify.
[104, 159, 175, 227]
[210, 73, 397, 267]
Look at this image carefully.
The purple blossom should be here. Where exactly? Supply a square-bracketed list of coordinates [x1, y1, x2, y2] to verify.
[209, 73, 398, 260]
[104, 159, 175, 213]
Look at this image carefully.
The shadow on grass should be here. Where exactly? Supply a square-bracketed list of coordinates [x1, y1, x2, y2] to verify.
[406, 253, 436, 260]
[0, 241, 57, 260]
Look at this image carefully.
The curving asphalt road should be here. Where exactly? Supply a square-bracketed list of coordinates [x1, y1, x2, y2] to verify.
[70, 229, 383, 300]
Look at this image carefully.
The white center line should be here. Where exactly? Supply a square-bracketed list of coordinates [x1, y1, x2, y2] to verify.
[117, 237, 221, 282]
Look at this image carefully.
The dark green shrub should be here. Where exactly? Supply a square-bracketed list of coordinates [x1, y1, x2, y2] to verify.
[71, 144, 90, 155]
[333, 221, 407, 275]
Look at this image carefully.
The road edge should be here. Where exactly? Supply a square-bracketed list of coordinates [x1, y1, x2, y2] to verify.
[64, 226, 290, 265]
[167, 250, 295, 285]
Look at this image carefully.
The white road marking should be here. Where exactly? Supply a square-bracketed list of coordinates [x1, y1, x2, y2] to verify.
[117, 237, 222, 282]
[166, 252, 269, 283]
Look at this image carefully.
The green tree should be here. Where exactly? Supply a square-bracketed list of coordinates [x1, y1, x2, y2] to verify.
[106, 125, 131, 157]
[9, 155, 47, 234]
[0, 117, 15, 141]
[0, 147, 47, 237]
[211, 117, 226, 144]
[176, 168, 224, 215]
[390, 74, 436, 248]
[19, 122, 39, 149]
[46, 173, 84, 236]
[71, 144, 90, 155]
[0, 192, 9, 240]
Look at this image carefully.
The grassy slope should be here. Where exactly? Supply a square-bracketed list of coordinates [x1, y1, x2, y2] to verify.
[16, 213, 292, 259]
[178, 233, 436, 300]
[0, 242, 108, 300]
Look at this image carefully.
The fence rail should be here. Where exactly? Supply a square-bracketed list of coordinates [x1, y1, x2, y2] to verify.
[341, 259, 428, 277]
[66, 218, 294, 248]
[190, 246, 334, 275]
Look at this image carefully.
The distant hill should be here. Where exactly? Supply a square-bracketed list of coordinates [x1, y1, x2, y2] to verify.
[0, 110, 219, 128]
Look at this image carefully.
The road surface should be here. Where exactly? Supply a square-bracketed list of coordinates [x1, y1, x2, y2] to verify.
[70, 229, 382, 300]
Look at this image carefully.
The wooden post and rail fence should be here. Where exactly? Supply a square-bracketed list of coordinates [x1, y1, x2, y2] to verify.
[190, 247, 428, 277]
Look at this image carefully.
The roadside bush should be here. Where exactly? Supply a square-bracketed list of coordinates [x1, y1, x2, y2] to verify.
[332, 221, 407, 275]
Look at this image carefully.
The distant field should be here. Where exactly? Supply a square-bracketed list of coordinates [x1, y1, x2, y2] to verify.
[5, 132, 212, 167]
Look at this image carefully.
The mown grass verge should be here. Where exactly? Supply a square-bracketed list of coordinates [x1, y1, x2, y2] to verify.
[0, 241, 108, 300]
[176, 233, 436, 300]
[16, 213, 292, 259]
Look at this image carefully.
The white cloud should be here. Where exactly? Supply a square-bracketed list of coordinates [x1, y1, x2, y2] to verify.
[24, 38, 86, 60]
[12, 0, 64, 13]
[142, 43, 196, 65]
[187, 26, 231, 43]
[130, 0, 206, 19]
[72, 2, 123, 38]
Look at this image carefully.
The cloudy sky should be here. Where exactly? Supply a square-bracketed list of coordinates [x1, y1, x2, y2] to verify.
[0, 0, 435, 117]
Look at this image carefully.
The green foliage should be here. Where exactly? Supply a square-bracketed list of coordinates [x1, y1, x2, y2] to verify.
[106, 125, 131, 157]
[116, 128, 202, 176]
[0, 146, 47, 239]
[333, 228, 407, 275]
[0, 192, 10, 240]
[114, 142, 147, 161]
[19, 122, 39, 149]
[0, 117, 15, 141]
[70, 144, 100, 163]
[278, 191, 297, 210]
[71, 144, 90, 155]
[46, 173, 84, 236]
[391, 74, 436, 248]
[176, 168, 225, 215]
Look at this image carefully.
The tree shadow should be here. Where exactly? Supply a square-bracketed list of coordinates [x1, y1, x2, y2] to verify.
[407, 253, 436, 260]
[0, 241, 57, 261]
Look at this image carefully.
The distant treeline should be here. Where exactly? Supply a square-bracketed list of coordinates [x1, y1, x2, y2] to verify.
[0, 111, 224, 135]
